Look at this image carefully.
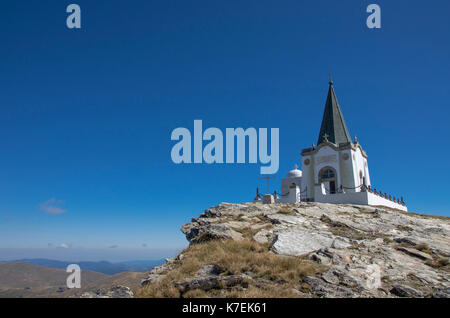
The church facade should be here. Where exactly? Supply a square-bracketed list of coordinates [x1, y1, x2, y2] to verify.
[256, 80, 407, 212]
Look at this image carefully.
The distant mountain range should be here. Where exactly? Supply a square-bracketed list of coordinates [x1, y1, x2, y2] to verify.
[1, 258, 165, 275]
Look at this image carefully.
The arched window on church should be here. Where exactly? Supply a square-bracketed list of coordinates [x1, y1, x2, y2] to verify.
[321, 169, 335, 179]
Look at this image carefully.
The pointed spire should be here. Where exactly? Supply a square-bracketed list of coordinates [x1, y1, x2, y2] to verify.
[317, 79, 352, 145]
[254, 187, 262, 201]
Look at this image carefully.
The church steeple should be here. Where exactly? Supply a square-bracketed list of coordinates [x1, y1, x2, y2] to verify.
[317, 79, 352, 145]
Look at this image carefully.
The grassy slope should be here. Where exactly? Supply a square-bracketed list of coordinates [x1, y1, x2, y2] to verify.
[0, 262, 107, 297]
[135, 239, 325, 298]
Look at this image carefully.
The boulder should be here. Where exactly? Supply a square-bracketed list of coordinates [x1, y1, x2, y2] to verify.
[301, 276, 355, 298]
[271, 232, 334, 256]
[331, 238, 351, 249]
[432, 288, 450, 298]
[396, 247, 433, 261]
[253, 228, 273, 244]
[141, 273, 164, 286]
[175, 275, 252, 293]
[80, 286, 134, 298]
[390, 285, 423, 298]
[310, 248, 334, 265]
[182, 223, 243, 244]
[196, 264, 223, 277]
[322, 270, 340, 285]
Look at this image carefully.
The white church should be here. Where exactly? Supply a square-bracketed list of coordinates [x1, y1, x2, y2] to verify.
[254, 80, 408, 212]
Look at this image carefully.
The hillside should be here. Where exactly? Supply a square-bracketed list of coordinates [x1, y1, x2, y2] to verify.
[66, 271, 147, 298]
[136, 202, 450, 298]
[0, 262, 147, 298]
[0, 262, 107, 298]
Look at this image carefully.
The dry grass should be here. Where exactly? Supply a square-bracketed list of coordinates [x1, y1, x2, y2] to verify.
[232, 226, 260, 239]
[356, 206, 380, 217]
[396, 225, 413, 232]
[135, 239, 325, 298]
[225, 284, 301, 298]
[231, 213, 246, 222]
[277, 207, 297, 216]
[255, 214, 271, 223]
[426, 257, 449, 268]
[415, 243, 432, 255]
[232, 224, 272, 240]
[320, 215, 378, 241]
[322, 218, 389, 243]
[328, 226, 373, 241]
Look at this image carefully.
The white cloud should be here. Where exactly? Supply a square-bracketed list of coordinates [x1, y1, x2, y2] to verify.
[39, 198, 67, 215]
[59, 243, 69, 249]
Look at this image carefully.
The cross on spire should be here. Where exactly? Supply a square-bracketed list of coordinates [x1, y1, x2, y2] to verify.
[323, 133, 329, 141]
[328, 73, 333, 84]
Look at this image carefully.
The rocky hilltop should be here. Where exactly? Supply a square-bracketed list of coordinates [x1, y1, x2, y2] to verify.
[136, 202, 450, 298]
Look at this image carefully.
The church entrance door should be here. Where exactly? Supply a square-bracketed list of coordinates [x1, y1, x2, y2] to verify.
[319, 167, 337, 195]
[329, 181, 336, 194]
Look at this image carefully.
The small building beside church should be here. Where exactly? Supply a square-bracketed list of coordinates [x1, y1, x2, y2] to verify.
[257, 80, 407, 212]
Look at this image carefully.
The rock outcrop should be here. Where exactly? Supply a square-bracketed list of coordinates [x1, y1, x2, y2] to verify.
[139, 202, 450, 298]
[80, 285, 134, 298]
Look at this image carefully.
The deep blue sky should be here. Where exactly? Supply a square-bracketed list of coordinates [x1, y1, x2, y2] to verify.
[0, 1, 449, 260]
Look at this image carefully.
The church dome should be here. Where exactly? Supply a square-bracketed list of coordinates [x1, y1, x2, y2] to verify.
[286, 166, 302, 178]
